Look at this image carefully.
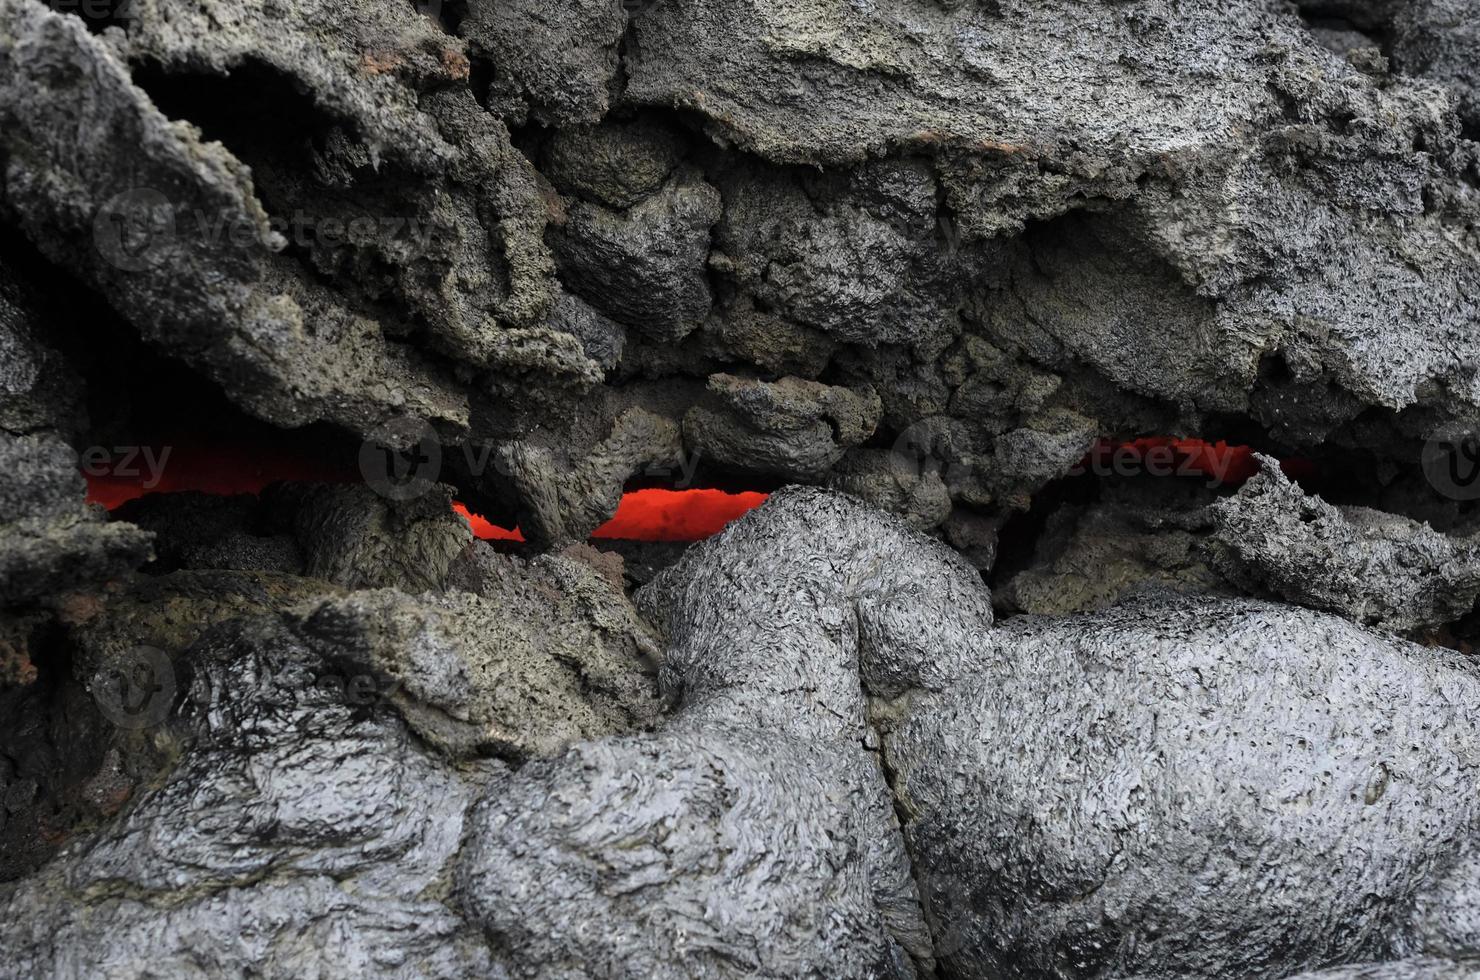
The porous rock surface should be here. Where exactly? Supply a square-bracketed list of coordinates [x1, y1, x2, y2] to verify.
[1211, 457, 1480, 632]
[0, 0, 1476, 542]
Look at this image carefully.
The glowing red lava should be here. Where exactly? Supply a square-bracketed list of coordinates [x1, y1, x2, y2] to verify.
[82, 435, 1298, 545]
[453, 490, 769, 543]
[81, 440, 769, 542]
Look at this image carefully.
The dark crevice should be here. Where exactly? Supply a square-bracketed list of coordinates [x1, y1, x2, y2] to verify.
[1292, 2, 1395, 58]
[409, 0, 466, 37]
[465, 52, 494, 112]
[41, 0, 132, 34]
[989, 468, 1100, 597]
[129, 62, 330, 175]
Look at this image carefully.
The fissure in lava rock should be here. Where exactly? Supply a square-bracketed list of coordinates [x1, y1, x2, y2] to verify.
[2, 0, 1479, 976]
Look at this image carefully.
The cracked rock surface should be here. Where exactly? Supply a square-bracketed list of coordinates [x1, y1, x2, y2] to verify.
[1, 0, 1480, 974]
[0, 0, 1475, 538]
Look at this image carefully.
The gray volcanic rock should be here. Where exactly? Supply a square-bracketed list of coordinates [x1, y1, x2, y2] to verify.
[543, 119, 687, 210]
[624, 0, 1279, 169]
[0, 616, 499, 978]
[1283, 958, 1480, 980]
[0, 433, 152, 606]
[1211, 457, 1480, 632]
[0, 251, 83, 437]
[293, 558, 664, 760]
[3, 490, 1479, 978]
[710, 156, 980, 353]
[0, 0, 475, 438]
[460, 0, 627, 127]
[455, 488, 967, 976]
[882, 592, 1480, 979]
[271, 482, 473, 593]
[4, 0, 1480, 971]
[550, 169, 721, 344]
[490, 405, 685, 547]
[684, 373, 883, 481]
[457, 490, 1480, 978]
[116, 492, 304, 574]
[827, 448, 954, 531]
[1001, 485, 1233, 616]
[1390, 0, 1480, 134]
[3, 0, 1478, 542]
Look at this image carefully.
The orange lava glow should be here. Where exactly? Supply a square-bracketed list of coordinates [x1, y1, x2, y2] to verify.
[81, 435, 1300, 545]
[80, 440, 768, 543]
[452, 489, 770, 543]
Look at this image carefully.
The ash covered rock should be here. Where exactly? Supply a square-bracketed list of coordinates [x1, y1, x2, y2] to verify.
[271, 482, 473, 593]
[1284, 960, 1480, 980]
[549, 168, 721, 345]
[882, 591, 1480, 978]
[116, 492, 303, 574]
[0, 249, 152, 607]
[827, 448, 954, 532]
[4, 0, 1479, 538]
[0, 0, 475, 438]
[118, 482, 474, 591]
[61, 568, 341, 679]
[460, 0, 628, 127]
[487, 405, 685, 547]
[1387, 0, 1480, 135]
[1211, 457, 1480, 632]
[0, 247, 83, 438]
[542, 118, 687, 210]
